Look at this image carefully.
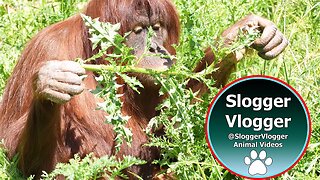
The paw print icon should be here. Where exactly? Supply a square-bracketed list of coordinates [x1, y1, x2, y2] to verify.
[244, 150, 273, 175]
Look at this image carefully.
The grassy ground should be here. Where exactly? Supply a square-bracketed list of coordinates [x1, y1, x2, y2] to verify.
[0, 0, 319, 179]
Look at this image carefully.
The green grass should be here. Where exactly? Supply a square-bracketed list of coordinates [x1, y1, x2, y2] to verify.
[0, 0, 319, 179]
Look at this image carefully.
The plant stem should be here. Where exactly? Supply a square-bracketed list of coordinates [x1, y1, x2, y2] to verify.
[81, 64, 194, 78]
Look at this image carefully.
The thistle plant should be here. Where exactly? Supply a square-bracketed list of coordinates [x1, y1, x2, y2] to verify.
[58, 14, 262, 179]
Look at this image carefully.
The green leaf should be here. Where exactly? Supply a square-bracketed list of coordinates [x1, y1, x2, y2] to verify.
[117, 73, 144, 94]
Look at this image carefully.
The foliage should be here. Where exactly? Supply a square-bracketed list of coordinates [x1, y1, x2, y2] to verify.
[81, 14, 137, 152]
[41, 154, 145, 180]
[0, 0, 319, 179]
[78, 12, 259, 179]
[0, 141, 26, 180]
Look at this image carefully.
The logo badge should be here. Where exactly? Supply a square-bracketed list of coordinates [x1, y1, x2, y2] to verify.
[205, 76, 311, 179]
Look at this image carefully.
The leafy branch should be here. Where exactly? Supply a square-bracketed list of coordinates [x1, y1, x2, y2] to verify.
[80, 14, 261, 153]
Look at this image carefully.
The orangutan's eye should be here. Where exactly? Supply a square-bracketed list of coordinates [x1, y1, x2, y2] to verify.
[134, 26, 143, 34]
[152, 23, 161, 31]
